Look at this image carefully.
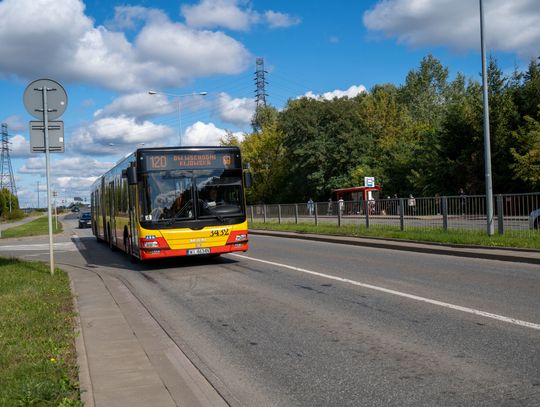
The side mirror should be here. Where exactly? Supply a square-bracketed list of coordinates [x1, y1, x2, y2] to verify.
[123, 166, 138, 185]
[244, 171, 252, 188]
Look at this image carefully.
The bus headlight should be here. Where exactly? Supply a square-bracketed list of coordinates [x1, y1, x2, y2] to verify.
[235, 234, 247, 242]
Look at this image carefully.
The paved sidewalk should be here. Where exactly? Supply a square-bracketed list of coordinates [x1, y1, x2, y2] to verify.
[65, 242, 228, 407]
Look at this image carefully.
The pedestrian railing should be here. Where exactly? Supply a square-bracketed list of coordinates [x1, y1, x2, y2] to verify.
[248, 192, 540, 237]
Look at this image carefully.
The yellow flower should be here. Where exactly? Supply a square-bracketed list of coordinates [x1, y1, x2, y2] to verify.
[50, 358, 56, 363]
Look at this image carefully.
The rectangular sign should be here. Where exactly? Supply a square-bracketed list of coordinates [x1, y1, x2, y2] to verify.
[141, 150, 241, 171]
[29, 121, 65, 153]
[364, 176, 375, 188]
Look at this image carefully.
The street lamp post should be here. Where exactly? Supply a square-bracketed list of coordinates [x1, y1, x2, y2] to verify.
[148, 90, 208, 146]
[479, 0, 494, 235]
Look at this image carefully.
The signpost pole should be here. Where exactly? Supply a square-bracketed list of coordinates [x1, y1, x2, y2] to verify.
[42, 86, 55, 276]
[24, 78, 67, 277]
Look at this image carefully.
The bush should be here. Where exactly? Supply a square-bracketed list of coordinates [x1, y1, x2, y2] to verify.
[0, 188, 23, 221]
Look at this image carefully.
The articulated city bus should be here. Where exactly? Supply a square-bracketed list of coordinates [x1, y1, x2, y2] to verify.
[91, 146, 251, 261]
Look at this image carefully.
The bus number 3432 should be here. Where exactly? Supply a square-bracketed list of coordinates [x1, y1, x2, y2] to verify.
[210, 229, 230, 237]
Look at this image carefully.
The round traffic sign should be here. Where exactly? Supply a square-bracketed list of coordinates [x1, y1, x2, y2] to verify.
[23, 79, 68, 120]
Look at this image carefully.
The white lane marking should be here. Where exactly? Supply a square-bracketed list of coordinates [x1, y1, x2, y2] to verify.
[0, 242, 77, 251]
[231, 253, 540, 331]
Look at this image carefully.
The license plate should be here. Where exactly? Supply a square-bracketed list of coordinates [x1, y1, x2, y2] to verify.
[187, 248, 210, 255]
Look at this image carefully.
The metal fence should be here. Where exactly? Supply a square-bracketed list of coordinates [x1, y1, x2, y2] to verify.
[248, 193, 540, 237]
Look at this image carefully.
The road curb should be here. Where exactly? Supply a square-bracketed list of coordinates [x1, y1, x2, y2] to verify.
[249, 229, 540, 265]
[68, 273, 95, 407]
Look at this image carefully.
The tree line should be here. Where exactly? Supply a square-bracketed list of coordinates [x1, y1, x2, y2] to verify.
[224, 54, 540, 204]
[0, 188, 22, 220]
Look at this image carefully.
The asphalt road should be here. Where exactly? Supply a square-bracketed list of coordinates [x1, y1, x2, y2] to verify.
[3, 216, 539, 406]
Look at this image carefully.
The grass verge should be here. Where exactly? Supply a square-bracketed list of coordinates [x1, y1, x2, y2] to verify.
[0, 257, 81, 406]
[1, 216, 62, 239]
[250, 222, 540, 249]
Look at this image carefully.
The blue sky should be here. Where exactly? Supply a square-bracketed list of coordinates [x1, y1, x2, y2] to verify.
[0, 0, 539, 208]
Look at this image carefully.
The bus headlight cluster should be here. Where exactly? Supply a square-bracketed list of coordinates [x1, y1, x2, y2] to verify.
[235, 234, 247, 242]
[143, 241, 159, 248]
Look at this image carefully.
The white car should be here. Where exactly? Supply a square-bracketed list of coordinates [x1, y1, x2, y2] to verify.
[529, 208, 540, 229]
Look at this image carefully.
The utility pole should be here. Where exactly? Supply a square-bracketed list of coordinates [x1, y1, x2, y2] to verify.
[37, 181, 40, 209]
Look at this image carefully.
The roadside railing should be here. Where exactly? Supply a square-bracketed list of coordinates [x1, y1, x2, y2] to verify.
[248, 192, 540, 237]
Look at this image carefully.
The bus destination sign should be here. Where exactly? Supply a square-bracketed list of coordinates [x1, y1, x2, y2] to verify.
[142, 151, 240, 171]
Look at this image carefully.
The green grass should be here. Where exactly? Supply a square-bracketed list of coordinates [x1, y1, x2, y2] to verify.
[1, 217, 63, 239]
[0, 257, 81, 406]
[250, 222, 540, 249]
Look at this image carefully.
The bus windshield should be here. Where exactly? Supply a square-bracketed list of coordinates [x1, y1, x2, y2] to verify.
[140, 169, 244, 222]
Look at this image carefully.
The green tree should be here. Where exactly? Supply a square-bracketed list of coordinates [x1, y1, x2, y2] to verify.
[393, 55, 453, 196]
[0, 188, 22, 220]
[511, 112, 540, 189]
[219, 131, 242, 147]
[279, 94, 372, 201]
[514, 57, 540, 120]
[251, 105, 279, 133]
[485, 57, 521, 192]
[241, 106, 288, 203]
[358, 84, 415, 195]
[398, 54, 450, 129]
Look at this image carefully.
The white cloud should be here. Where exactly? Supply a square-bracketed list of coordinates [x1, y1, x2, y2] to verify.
[183, 121, 244, 146]
[303, 85, 367, 100]
[0, 0, 251, 91]
[94, 91, 210, 123]
[264, 10, 301, 28]
[69, 116, 174, 156]
[181, 0, 301, 31]
[16, 173, 98, 207]
[18, 156, 113, 177]
[106, 5, 167, 30]
[363, 0, 540, 59]
[135, 20, 250, 82]
[182, 0, 259, 31]
[9, 135, 31, 158]
[94, 92, 173, 120]
[2, 115, 26, 132]
[216, 93, 255, 126]
[55, 176, 97, 189]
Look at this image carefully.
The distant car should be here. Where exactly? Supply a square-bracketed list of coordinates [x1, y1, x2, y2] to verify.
[72, 207, 80, 213]
[529, 208, 540, 229]
[78, 212, 92, 228]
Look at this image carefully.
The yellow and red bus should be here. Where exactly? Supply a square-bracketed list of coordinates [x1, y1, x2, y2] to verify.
[91, 146, 251, 261]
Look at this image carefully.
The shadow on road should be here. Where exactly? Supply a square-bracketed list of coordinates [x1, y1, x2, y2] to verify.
[73, 236, 238, 273]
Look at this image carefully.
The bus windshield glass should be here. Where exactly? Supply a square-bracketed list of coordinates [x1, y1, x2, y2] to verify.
[140, 169, 244, 222]
[195, 170, 244, 219]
